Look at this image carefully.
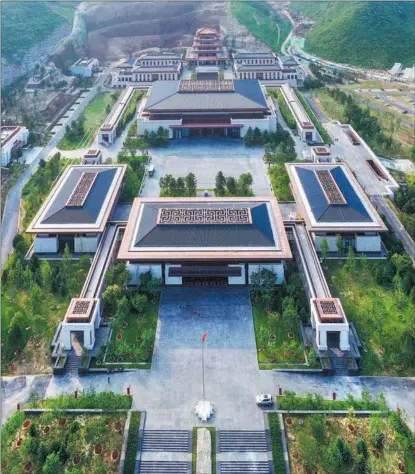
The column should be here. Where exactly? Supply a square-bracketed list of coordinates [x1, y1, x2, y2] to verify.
[319, 328, 327, 350]
[340, 330, 350, 351]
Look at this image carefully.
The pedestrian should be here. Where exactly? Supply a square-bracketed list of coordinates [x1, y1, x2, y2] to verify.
[108, 376, 110, 384]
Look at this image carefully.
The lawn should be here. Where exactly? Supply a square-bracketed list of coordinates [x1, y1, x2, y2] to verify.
[284, 413, 413, 474]
[325, 260, 415, 376]
[104, 302, 159, 366]
[57, 91, 120, 150]
[269, 159, 294, 201]
[1, 411, 127, 473]
[268, 414, 285, 473]
[231, 2, 291, 54]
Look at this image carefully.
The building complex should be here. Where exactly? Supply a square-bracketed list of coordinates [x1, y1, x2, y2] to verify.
[137, 79, 277, 139]
[70, 57, 99, 78]
[1, 125, 29, 166]
[186, 27, 229, 66]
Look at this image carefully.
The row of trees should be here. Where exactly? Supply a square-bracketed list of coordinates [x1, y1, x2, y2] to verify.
[63, 115, 85, 145]
[243, 125, 297, 155]
[395, 173, 415, 240]
[268, 89, 297, 130]
[214, 171, 253, 197]
[142, 127, 169, 148]
[159, 173, 197, 197]
[115, 90, 144, 137]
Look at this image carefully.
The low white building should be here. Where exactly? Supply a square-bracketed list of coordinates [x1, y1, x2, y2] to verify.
[26, 164, 126, 255]
[83, 149, 102, 165]
[286, 162, 388, 255]
[233, 52, 301, 87]
[71, 57, 99, 78]
[311, 146, 333, 163]
[1, 126, 29, 166]
[389, 62, 403, 77]
[61, 298, 101, 350]
[278, 84, 316, 142]
[112, 53, 182, 87]
[137, 79, 277, 139]
[311, 298, 350, 351]
[25, 73, 48, 92]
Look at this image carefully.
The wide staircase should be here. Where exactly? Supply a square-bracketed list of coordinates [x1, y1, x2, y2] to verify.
[139, 430, 191, 474]
[218, 431, 270, 474]
[64, 355, 81, 376]
[329, 354, 349, 376]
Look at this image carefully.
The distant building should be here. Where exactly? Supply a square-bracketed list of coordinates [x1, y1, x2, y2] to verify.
[27, 164, 126, 254]
[70, 57, 99, 78]
[25, 73, 48, 92]
[137, 79, 277, 139]
[233, 52, 301, 86]
[286, 162, 387, 255]
[402, 67, 415, 83]
[112, 52, 182, 87]
[186, 27, 229, 66]
[1, 126, 29, 166]
[83, 149, 102, 165]
[311, 146, 333, 163]
[389, 62, 403, 76]
[311, 298, 350, 351]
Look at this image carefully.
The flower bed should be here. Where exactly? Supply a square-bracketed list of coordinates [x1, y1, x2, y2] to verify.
[1, 410, 127, 473]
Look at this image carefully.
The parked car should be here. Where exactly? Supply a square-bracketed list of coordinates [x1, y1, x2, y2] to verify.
[402, 110, 408, 114]
[256, 394, 273, 407]
[148, 165, 155, 177]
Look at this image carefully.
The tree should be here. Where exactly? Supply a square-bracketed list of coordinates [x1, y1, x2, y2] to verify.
[356, 454, 370, 474]
[185, 172, 197, 197]
[43, 452, 60, 474]
[113, 296, 130, 331]
[131, 293, 147, 313]
[237, 172, 253, 196]
[336, 438, 353, 464]
[308, 414, 326, 443]
[346, 246, 356, 271]
[356, 438, 368, 458]
[102, 284, 123, 314]
[176, 177, 186, 196]
[250, 268, 276, 311]
[226, 176, 237, 195]
[244, 126, 254, 146]
[146, 277, 162, 301]
[320, 237, 329, 265]
[120, 167, 140, 201]
[40, 260, 53, 292]
[215, 171, 226, 196]
[336, 234, 343, 255]
[297, 431, 319, 471]
[104, 262, 131, 289]
[323, 441, 343, 473]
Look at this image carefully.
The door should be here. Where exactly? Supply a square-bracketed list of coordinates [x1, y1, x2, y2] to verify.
[327, 331, 340, 349]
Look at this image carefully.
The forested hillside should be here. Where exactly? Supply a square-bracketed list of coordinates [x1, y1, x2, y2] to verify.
[1, 2, 77, 63]
[291, 2, 415, 69]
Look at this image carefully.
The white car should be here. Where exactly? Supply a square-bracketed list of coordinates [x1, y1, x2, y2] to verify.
[256, 394, 273, 407]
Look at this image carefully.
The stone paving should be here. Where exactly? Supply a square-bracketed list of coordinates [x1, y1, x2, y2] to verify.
[141, 139, 272, 198]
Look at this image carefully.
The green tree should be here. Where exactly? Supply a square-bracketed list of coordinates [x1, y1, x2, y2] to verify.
[113, 296, 130, 331]
[323, 441, 343, 473]
[335, 234, 343, 255]
[250, 268, 276, 311]
[356, 454, 370, 474]
[176, 177, 186, 196]
[346, 246, 356, 271]
[215, 171, 226, 196]
[105, 262, 131, 289]
[226, 176, 237, 195]
[102, 284, 123, 314]
[308, 414, 326, 443]
[356, 438, 368, 458]
[297, 431, 319, 471]
[320, 237, 329, 264]
[185, 172, 197, 197]
[336, 438, 353, 464]
[131, 293, 147, 314]
[40, 260, 53, 292]
[237, 172, 253, 196]
[244, 126, 254, 146]
[43, 452, 60, 474]
[120, 166, 140, 201]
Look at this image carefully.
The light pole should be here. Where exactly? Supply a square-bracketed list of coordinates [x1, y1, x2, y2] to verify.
[201, 332, 207, 401]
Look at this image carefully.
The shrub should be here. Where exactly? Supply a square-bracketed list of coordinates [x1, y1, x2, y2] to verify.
[298, 430, 320, 471]
[309, 414, 326, 443]
[268, 414, 285, 473]
[124, 411, 141, 473]
[336, 438, 353, 464]
[356, 438, 368, 458]
[356, 453, 370, 474]
[323, 441, 343, 473]
[36, 391, 132, 409]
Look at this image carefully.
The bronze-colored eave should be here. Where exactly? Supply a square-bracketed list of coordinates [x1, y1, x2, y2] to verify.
[26, 164, 127, 235]
[285, 163, 388, 234]
[117, 197, 293, 262]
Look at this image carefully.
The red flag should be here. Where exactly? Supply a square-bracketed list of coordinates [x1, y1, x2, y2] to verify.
[202, 333, 208, 343]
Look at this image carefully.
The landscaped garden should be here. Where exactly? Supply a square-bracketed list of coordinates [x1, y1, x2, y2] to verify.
[57, 91, 120, 150]
[272, 391, 415, 474]
[251, 264, 318, 369]
[324, 256, 415, 376]
[1, 392, 133, 473]
[268, 89, 297, 130]
[96, 263, 161, 369]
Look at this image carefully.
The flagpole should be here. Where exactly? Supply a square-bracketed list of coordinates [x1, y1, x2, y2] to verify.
[202, 337, 205, 401]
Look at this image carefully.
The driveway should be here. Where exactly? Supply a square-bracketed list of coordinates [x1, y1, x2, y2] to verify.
[43, 287, 273, 430]
[141, 139, 272, 198]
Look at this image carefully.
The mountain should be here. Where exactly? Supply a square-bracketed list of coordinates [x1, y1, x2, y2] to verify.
[291, 2, 415, 69]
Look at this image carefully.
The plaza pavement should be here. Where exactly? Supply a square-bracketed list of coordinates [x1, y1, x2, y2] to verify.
[141, 139, 273, 198]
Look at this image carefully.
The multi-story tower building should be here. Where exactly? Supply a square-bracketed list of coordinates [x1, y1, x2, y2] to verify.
[186, 27, 229, 66]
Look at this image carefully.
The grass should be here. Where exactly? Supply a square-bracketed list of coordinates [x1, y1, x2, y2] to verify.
[269, 88, 296, 130]
[106, 302, 159, 365]
[294, 89, 333, 144]
[268, 413, 286, 473]
[124, 411, 141, 473]
[192, 426, 216, 474]
[325, 260, 415, 376]
[284, 413, 413, 474]
[269, 160, 294, 201]
[31, 391, 132, 410]
[57, 91, 120, 150]
[231, 2, 291, 54]
[1, 411, 126, 473]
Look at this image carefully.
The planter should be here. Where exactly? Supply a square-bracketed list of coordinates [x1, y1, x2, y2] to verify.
[286, 418, 293, 425]
[43, 426, 51, 435]
[96, 360, 102, 366]
[399, 462, 405, 472]
[117, 356, 123, 362]
[105, 418, 111, 426]
[122, 322, 128, 329]
[111, 450, 119, 461]
[298, 357, 305, 362]
[2, 461, 8, 469]
[269, 334, 276, 341]
[293, 452, 299, 460]
[136, 317, 144, 324]
[113, 421, 122, 432]
[16, 437, 23, 447]
[94, 444, 103, 455]
[326, 420, 332, 428]
[116, 333, 123, 341]
[284, 353, 289, 359]
[73, 455, 81, 465]
[263, 346, 268, 350]
[287, 332, 295, 339]
[23, 419, 31, 430]
[136, 335, 142, 342]
[58, 418, 67, 427]
[130, 353, 137, 360]
[110, 356, 116, 362]
[347, 423, 355, 432]
[24, 462, 33, 472]
[291, 350, 296, 356]
[269, 355, 275, 362]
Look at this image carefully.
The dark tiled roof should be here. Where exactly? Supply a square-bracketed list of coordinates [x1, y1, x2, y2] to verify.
[133, 202, 276, 248]
[41, 167, 118, 225]
[296, 166, 373, 223]
[144, 80, 268, 111]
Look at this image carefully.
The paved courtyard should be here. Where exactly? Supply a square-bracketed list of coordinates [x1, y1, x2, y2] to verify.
[141, 139, 273, 198]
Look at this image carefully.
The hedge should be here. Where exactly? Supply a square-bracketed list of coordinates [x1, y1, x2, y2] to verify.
[32, 391, 133, 410]
[269, 88, 296, 130]
[124, 411, 141, 473]
[268, 413, 285, 473]
[294, 89, 333, 144]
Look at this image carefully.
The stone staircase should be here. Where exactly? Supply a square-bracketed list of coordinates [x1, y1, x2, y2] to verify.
[219, 431, 268, 452]
[142, 430, 190, 452]
[329, 355, 349, 376]
[219, 461, 270, 473]
[65, 355, 81, 375]
[139, 430, 191, 474]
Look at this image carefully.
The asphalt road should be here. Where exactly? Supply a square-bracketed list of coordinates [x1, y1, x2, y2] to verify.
[1, 66, 115, 268]
[371, 195, 415, 264]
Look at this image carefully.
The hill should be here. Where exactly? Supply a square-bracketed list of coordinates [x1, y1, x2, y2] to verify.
[1, 2, 77, 63]
[291, 2, 415, 69]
